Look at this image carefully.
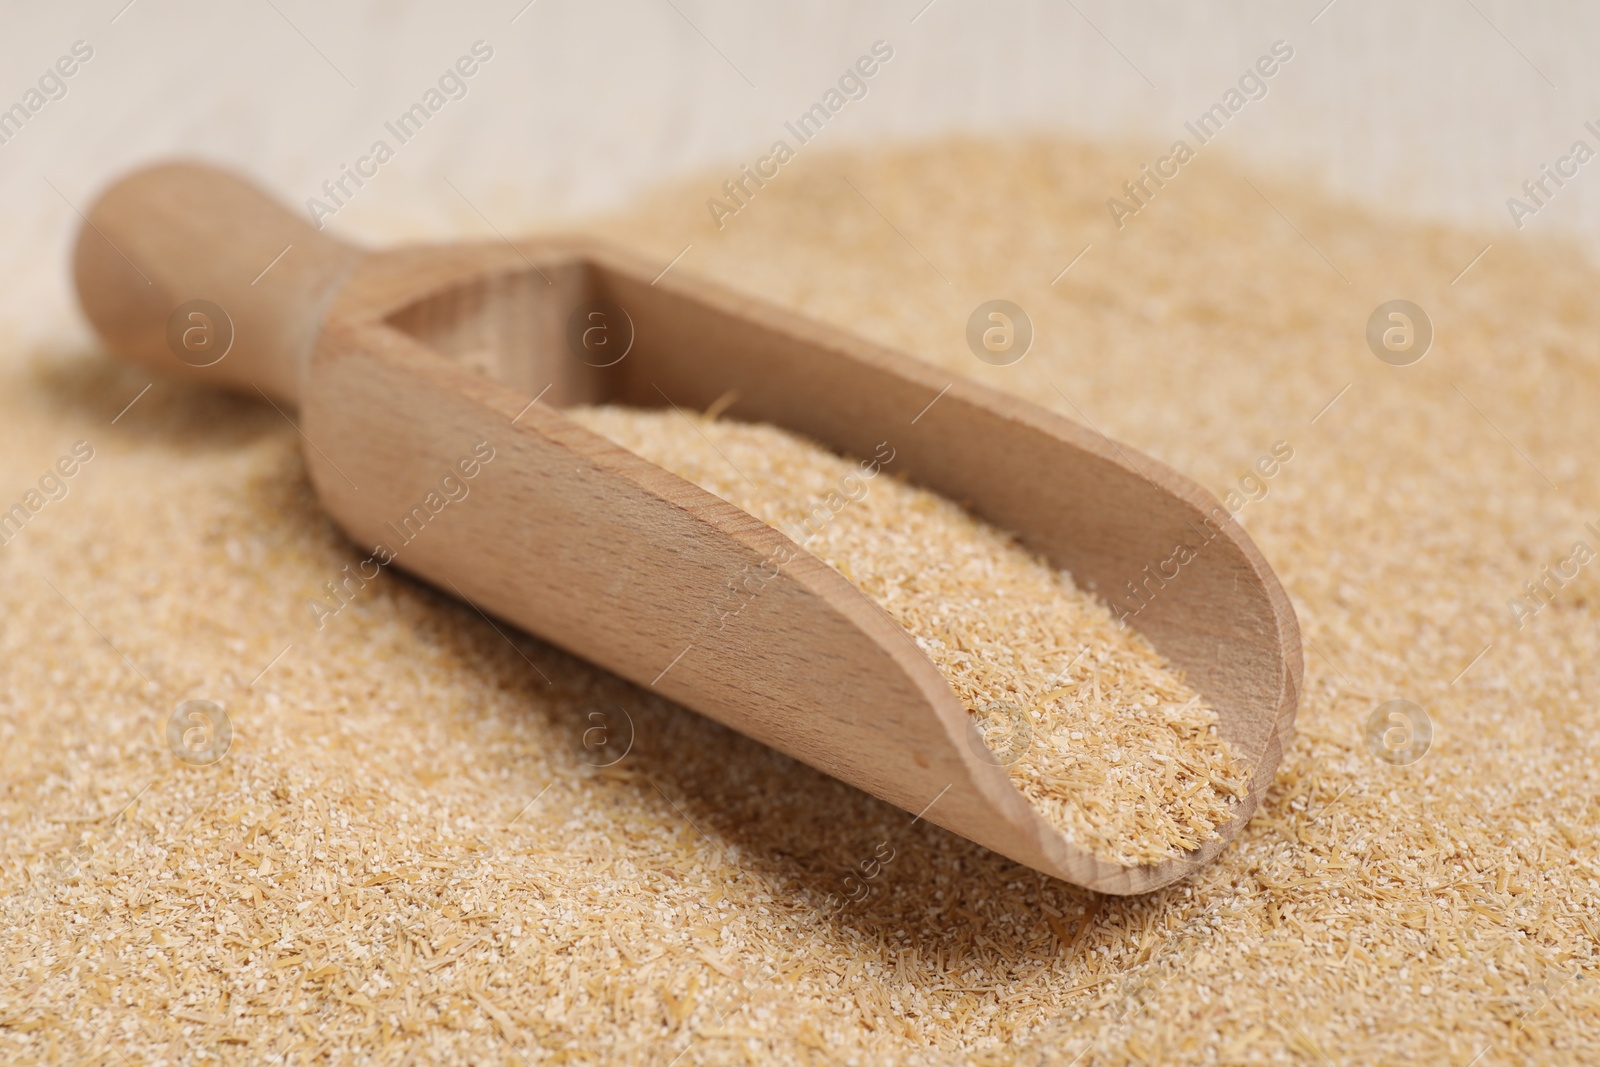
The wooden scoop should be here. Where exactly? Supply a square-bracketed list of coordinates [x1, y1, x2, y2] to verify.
[72, 161, 1300, 894]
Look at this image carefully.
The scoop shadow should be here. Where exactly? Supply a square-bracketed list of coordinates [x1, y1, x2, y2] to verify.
[23, 344, 285, 452]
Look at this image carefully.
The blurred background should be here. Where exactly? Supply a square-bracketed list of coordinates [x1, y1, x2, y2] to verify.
[2, 0, 1594, 339]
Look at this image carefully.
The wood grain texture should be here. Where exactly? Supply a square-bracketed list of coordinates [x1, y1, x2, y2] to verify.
[72, 162, 1302, 894]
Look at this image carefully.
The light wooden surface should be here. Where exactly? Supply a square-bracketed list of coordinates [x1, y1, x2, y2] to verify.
[10, 0, 1599, 285]
[72, 161, 1301, 894]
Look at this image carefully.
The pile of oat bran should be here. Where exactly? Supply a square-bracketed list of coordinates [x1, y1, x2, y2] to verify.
[4, 136, 1600, 1064]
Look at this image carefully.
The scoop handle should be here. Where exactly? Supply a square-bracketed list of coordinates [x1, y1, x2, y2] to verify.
[71, 161, 364, 407]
